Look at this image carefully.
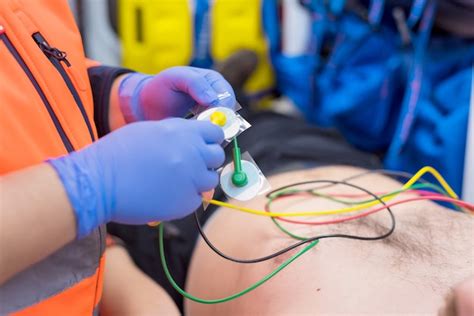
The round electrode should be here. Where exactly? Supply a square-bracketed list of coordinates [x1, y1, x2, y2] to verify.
[197, 107, 240, 140]
[210, 111, 227, 126]
[220, 160, 263, 201]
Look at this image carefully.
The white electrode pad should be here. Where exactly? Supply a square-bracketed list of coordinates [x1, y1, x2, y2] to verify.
[197, 106, 242, 140]
[220, 160, 263, 201]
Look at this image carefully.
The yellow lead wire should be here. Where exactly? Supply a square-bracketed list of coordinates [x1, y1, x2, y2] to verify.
[206, 166, 459, 217]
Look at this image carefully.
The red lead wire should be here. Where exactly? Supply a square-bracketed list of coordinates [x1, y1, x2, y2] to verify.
[266, 195, 474, 226]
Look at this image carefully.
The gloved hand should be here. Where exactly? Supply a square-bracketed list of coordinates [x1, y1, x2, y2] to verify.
[119, 66, 236, 122]
[48, 118, 225, 239]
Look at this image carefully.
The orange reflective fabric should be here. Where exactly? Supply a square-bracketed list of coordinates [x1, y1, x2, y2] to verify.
[11, 257, 106, 316]
[0, 0, 104, 314]
[0, 0, 97, 175]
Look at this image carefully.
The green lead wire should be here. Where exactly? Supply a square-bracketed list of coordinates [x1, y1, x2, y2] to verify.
[267, 182, 459, 241]
[158, 223, 319, 304]
[231, 137, 248, 187]
[158, 173, 459, 304]
[311, 183, 449, 205]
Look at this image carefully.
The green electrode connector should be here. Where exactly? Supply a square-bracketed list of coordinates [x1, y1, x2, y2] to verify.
[232, 138, 248, 187]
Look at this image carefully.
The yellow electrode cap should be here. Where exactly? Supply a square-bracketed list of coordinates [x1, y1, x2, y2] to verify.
[210, 111, 227, 127]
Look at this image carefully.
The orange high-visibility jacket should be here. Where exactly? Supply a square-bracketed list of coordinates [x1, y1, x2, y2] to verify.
[0, 1, 130, 314]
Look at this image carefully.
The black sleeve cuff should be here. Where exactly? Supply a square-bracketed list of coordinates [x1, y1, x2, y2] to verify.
[88, 66, 134, 137]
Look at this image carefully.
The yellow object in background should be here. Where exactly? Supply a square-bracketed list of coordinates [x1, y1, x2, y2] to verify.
[211, 0, 275, 100]
[119, 0, 193, 73]
[119, 0, 275, 105]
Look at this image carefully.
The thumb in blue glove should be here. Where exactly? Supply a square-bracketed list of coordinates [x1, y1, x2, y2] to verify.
[119, 66, 236, 122]
[48, 118, 225, 239]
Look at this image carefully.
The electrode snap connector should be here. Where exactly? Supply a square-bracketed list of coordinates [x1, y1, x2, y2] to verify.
[197, 107, 241, 140]
[210, 110, 227, 127]
[219, 149, 270, 201]
[231, 138, 248, 187]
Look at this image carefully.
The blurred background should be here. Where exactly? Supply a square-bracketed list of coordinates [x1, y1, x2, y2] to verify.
[67, 0, 473, 200]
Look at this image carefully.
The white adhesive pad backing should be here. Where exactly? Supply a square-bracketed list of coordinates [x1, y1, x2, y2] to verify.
[220, 161, 263, 201]
[197, 107, 240, 140]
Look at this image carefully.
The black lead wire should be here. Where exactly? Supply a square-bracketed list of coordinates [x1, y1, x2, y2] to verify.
[194, 179, 396, 264]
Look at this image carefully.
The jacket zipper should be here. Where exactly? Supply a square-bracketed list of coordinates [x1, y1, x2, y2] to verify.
[32, 33, 104, 302]
[32, 32, 95, 142]
[0, 26, 74, 153]
[1, 27, 103, 305]
[32, 33, 107, 307]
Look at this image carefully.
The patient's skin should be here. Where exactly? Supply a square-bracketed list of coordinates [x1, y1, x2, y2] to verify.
[185, 166, 474, 315]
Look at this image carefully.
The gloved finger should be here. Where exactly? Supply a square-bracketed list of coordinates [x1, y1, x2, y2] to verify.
[188, 193, 204, 213]
[171, 193, 203, 220]
[202, 70, 236, 108]
[193, 121, 225, 144]
[195, 170, 220, 193]
[169, 68, 219, 106]
[199, 144, 225, 169]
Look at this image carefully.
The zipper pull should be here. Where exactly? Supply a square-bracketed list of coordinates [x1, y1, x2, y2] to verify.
[39, 42, 71, 67]
[33, 33, 71, 67]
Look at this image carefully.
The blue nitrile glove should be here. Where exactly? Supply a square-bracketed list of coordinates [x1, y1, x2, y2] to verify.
[119, 66, 236, 122]
[48, 118, 225, 239]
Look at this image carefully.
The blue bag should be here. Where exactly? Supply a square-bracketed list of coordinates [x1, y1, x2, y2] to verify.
[315, 3, 406, 150]
[385, 0, 474, 195]
[275, 0, 473, 195]
[277, 0, 405, 150]
[274, 0, 342, 124]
